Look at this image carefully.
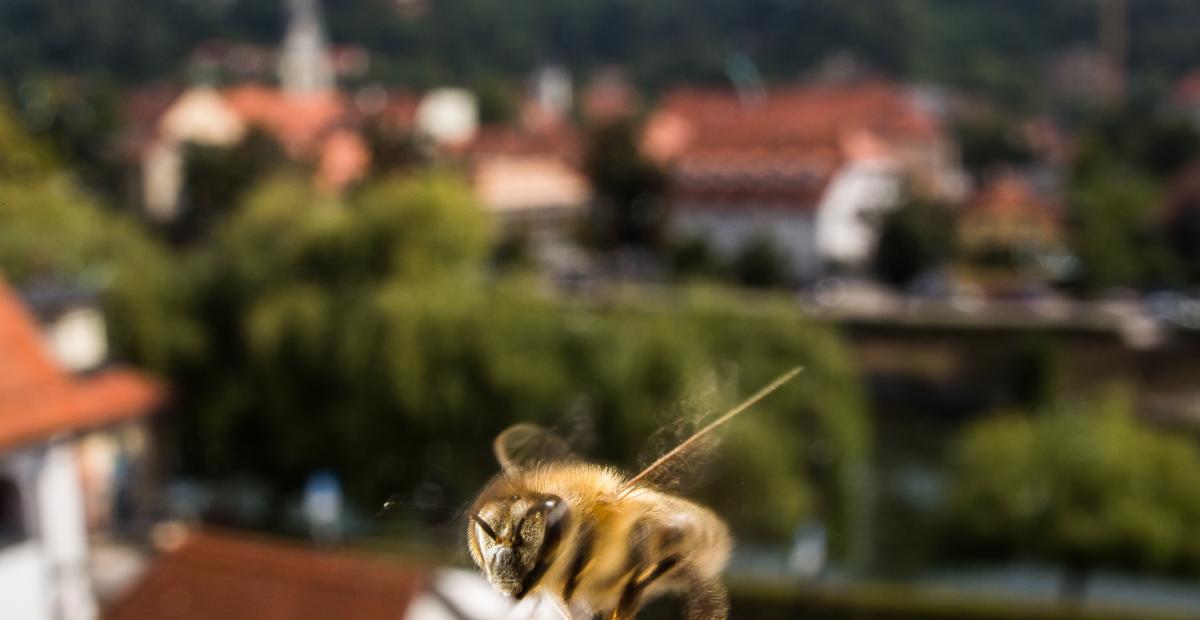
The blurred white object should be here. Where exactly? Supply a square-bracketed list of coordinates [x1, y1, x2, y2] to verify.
[159, 88, 246, 146]
[787, 521, 828, 578]
[279, 0, 335, 95]
[404, 568, 562, 620]
[815, 156, 902, 268]
[416, 89, 479, 146]
[532, 65, 573, 119]
[44, 308, 108, 374]
[302, 470, 343, 544]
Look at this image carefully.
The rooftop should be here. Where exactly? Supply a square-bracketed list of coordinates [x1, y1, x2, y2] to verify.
[0, 279, 162, 452]
[645, 81, 942, 162]
[644, 81, 944, 208]
[104, 530, 428, 620]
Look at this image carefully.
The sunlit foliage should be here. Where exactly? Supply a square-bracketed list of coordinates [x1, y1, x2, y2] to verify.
[173, 171, 869, 554]
[947, 388, 1200, 577]
[0, 100, 188, 368]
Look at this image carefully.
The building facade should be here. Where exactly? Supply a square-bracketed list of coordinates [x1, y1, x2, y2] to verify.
[0, 281, 162, 620]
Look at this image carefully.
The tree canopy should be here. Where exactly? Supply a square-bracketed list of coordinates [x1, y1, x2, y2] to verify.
[946, 388, 1200, 578]
[0, 100, 187, 368]
[166, 170, 869, 555]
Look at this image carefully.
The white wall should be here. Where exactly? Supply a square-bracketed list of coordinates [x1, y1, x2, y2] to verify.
[814, 159, 902, 268]
[2, 450, 52, 620]
[37, 442, 97, 620]
[671, 206, 820, 279]
[0, 541, 52, 620]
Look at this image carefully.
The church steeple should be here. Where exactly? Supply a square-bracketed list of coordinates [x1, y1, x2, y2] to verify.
[278, 0, 334, 95]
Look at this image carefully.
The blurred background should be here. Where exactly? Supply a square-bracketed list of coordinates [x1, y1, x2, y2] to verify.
[3, 0, 1200, 618]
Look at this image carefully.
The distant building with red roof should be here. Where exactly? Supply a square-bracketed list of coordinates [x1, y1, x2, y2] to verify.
[126, 0, 427, 221]
[466, 121, 590, 237]
[645, 80, 961, 279]
[0, 279, 163, 620]
[957, 172, 1067, 292]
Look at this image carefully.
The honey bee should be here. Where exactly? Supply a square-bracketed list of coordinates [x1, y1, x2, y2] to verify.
[467, 367, 802, 619]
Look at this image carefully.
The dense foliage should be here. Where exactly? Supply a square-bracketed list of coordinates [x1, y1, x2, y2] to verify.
[581, 118, 667, 249]
[164, 172, 870, 554]
[872, 196, 956, 289]
[6, 1, 1200, 108]
[946, 388, 1200, 578]
[0, 99, 869, 554]
[0, 101, 187, 368]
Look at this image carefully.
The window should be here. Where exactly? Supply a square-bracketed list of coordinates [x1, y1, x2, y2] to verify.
[0, 477, 27, 549]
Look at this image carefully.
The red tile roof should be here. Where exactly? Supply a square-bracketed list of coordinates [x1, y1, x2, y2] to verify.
[967, 173, 1061, 221]
[316, 129, 370, 192]
[467, 124, 583, 165]
[646, 81, 943, 209]
[647, 81, 941, 159]
[104, 531, 428, 620]
[222, 85, 350, 157]
[959, 173, 1064, 251]
[0, 280, 162, 452]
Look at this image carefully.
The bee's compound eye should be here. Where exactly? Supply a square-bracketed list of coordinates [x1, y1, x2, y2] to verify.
[540, 494, 568, 528]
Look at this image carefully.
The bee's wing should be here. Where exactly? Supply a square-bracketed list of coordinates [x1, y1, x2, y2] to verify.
[628, 369, 732, 493]
[619, 367, 802, 494]
[494, 423, 576, 472]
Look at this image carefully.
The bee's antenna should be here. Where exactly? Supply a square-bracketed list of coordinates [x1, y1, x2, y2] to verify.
[620, 366, 803, 492]
[471, 512, 499, 540]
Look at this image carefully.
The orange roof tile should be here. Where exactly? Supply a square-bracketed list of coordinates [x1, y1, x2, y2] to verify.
[316, 130, 370, 192]
[222, 85, 350, 157]
[646, 81, 942, 209]
[0, 280, 162, 452]
[967, 173, 1061, 221]
[104, 531, 428, 620]
[648, 81, 941, 161]
[468, 124, 583, 165]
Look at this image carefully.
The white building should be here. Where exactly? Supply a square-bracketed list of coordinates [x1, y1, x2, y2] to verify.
[644, 81, 960, 281]
[0, 281, 162, 620]
[278, 0, 335, 96]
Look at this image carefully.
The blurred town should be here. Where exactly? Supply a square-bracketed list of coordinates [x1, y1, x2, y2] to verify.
[4, 0, 1200, 618]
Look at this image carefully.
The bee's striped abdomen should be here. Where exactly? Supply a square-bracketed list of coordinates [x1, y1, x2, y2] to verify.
[561, 519, 595, 600]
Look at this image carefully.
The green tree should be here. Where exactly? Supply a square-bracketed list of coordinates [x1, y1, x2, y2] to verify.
[0, 99, 188, 368]
[1067, 165, 1178, 292]
[171, 170, 870, 558]
[731, 235, 792, 289]
[668, 234, 721, 282]
[176, 127, 287, 243]
[11, 76, 126, 201]
[955, 116, 1034, 178]
[946, 388, 1200, 596]
[582, 118, 667, 249]
[472, 77, 521, 126]
[872, 196, 956, 289]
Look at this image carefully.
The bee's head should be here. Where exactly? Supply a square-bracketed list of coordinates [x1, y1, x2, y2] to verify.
[467, 487, 569, 598]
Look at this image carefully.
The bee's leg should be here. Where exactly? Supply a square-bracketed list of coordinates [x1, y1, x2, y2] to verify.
[606, 556, 681, 620]
[681, 574, 728, 620]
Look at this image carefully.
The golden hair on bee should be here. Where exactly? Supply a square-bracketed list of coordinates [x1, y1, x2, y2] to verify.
[467, 367, 802, 620]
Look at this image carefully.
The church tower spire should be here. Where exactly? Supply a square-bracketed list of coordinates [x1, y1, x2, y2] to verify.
[278, 0, 334, 95]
